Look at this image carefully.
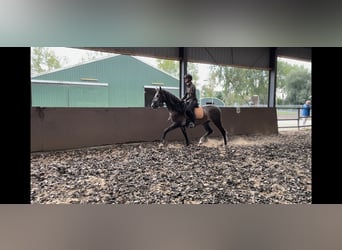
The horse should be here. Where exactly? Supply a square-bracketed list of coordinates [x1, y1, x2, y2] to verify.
[151, 87, 227, 146]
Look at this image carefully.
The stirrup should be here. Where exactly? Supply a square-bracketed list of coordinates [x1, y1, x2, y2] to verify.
[188, 122, 195, 128]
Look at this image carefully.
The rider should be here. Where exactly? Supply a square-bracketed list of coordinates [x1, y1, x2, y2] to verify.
[181, 73, 198, 128]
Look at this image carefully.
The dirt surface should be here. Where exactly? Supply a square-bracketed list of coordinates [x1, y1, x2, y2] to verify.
[31, 130, 311, 204]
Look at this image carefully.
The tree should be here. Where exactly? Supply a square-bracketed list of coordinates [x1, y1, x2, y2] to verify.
[200, 70, 218, 98]
[206, 59, 311, 106]
[284, 69, 311, 105]
[208, 65, 269, 106]
[276, 60, 293, 90]
[187, 63, 199, 83]
[156, 59, 199, 80]
[156, 59, 178, 78]
[31, 47, 67, 75]
[277, 61, 311, 105]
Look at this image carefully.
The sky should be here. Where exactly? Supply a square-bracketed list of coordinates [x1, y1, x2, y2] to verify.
[45, 47, 311, 90]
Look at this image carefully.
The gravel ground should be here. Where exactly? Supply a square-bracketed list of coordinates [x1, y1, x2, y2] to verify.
[31, 130, 311, 204]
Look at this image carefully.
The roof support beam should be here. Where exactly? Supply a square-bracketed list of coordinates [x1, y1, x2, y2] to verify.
[268, 48, 277, 107]
[179, 47, 187, 98]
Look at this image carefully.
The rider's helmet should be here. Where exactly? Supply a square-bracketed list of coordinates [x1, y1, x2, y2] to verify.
[184, 74, 192, 81]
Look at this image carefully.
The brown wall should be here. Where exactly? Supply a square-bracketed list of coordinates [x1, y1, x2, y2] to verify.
[31, 107, 278, 152]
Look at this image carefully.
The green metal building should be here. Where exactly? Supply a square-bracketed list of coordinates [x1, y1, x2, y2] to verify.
[31, 55, 179, 107]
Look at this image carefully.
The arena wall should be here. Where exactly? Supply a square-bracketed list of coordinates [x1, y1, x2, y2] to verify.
[31, 107, 278, 152]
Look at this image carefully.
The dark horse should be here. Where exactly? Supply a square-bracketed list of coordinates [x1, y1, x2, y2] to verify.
[151, 87, 227, 146]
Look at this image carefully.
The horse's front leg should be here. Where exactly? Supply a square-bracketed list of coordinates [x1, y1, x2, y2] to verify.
[161, 122, 181, 145]
[180, 126, 190, 146]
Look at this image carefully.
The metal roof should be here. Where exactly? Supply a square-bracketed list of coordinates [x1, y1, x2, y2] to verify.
[83, 47, 311, 70]
[32, 79, 109, 87]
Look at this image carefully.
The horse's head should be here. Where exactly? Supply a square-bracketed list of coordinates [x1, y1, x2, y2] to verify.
[151, 87, 164, 109]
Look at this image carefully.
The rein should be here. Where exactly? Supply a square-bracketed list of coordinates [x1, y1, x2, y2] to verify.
[160, 89, 185, 113]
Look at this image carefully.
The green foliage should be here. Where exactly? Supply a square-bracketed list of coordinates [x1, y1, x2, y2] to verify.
[156, 59, 179, 78]
[201, 70, 219, 99]
[277, 61, 311, 105]
[276, 60, 293, 89]
[203, 59, 311, 106]
[207, 65, 269, 106]
[284, 69, 311, 105]
[31, 47, 64, 75]
[156, 60, 199, 80]
[187, 63, 199, 82]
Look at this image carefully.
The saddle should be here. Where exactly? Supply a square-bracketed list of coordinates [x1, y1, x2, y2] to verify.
[194, 107, 204, 119]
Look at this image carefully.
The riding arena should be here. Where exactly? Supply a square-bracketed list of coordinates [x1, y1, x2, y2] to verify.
[31, 128, 311, 204]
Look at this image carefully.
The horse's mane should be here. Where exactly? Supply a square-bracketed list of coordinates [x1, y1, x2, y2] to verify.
[160, 88, 185, 114]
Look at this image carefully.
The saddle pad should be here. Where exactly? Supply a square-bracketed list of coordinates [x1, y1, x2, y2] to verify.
[194, 107, 204, 119]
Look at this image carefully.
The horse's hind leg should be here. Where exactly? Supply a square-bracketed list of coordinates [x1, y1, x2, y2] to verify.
[199, 121, 213, 145]
[212, 119, 227, 145]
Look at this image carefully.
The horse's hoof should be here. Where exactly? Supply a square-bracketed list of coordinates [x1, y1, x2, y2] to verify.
[158, 143, 164, 148]
[199, 137, 207, 145]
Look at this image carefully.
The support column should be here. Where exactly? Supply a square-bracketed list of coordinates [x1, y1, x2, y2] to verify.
[268, 47, 277, 107]
[179, 47, 187, 98]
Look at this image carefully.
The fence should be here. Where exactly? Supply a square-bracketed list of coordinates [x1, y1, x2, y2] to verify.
[276, 107, 312, 130]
